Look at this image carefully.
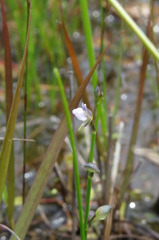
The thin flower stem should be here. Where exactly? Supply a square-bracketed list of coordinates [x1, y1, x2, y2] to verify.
[23, 0, 30, 205]
[113, 15, 123, 125]
[99, 0, 108, 144]
[68, 68, 76, 240]
[54, 68, 85, 240]
[84, 102, 101, 238]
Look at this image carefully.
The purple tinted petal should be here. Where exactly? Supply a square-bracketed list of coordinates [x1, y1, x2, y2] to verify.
[81, 103, 92, 120]
[82, 103, 87, 111]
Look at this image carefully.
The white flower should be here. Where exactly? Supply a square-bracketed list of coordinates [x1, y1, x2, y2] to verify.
[72, 103, 93, 131]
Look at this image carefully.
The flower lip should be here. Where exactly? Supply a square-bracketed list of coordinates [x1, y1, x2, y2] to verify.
[72, 108, 87, 121]
[81, 103, 92, 120]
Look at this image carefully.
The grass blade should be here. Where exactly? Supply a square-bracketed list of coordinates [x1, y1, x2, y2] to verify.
[0, 0, 13, 119]
[23, 0, 30, 205]
[0, 0, 14, 227]
[54, 68, 85, 240]
[60, 12, 91, 110]
[0, 224, 21, 240]
[0, 0, 31, 203]
[108, 0, 159, 61]
[79, 0, 98, 88]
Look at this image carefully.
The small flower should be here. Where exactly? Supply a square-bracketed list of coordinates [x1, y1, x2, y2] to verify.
[72, 103, 93, 131]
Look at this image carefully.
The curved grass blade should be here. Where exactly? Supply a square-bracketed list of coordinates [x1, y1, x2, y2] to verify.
[54, 68, 85, 240]
[108, 0, 159, 61]
[10, 32, 123, 240]
[23, 0, 30, 205]
[0, 224, 21, 240]
[0, 0, 31, 203]
[60, 12, 91, 110]
[79, 0, 98, 88]
[0, 0, 13, 119]
[0, 0, 14, 227]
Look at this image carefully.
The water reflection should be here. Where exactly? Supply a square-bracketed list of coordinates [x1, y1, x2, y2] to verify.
[129, 202, 136, 209]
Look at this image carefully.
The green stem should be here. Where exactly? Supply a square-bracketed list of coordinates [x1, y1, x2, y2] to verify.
[54, 68, 85, 240]
[108, 0, 159, 61]
[84, 103, 101, 238]
[79, 0, 98, 88]
[99, 0, 108, 144]
[23, 0, 30, 204]
[113, 11, 124, 125]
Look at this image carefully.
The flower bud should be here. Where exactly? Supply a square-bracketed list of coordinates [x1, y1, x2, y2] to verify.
[95, 205, 112, 220]
[83, 163, 100, 173]
[94, 86, 104, 103]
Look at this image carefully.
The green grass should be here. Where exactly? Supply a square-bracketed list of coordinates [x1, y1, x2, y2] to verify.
[54, 68, 85, 240]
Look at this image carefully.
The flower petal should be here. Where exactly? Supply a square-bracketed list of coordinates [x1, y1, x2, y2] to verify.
[72, 108, 87, 121]
[81, 103, 92, 120]
[82, 103, 87, 111]
[85, 108, 93, 120]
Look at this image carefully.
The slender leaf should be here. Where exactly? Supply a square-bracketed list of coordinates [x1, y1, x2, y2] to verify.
[23, 0, 30, 205]
[54, 68, 85, 240]
[0, 0, 13, 119]
[60, 14, 91, 110]
[79, 0, 98, 88]
[108, 0, 159, 61]
[0, 0, 31, 203]
[0, 224, 21, 240]
[0, 0, 14, 227]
